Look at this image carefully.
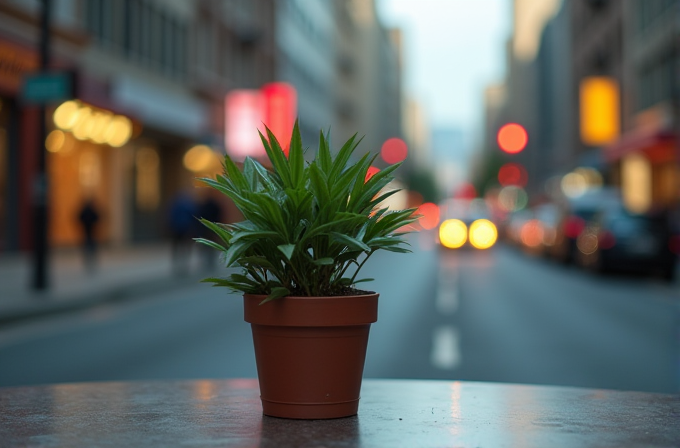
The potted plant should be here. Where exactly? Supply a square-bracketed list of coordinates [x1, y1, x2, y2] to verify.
[196, 121, 417, 419]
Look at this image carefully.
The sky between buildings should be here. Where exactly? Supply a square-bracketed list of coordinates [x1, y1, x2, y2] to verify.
[376, 0, 512, 135]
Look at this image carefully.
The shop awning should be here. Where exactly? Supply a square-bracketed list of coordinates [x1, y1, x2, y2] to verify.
[603, 128, 677, 163]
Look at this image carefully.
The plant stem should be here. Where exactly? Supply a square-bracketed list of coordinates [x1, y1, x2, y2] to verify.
[349, 251, 373, 285]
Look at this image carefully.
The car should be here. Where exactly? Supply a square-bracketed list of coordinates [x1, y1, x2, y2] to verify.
[532, 202, 560, 256]
[437, 198, 498, 250]
[576, 208, 677, 280]
[549, 188, 622, 264]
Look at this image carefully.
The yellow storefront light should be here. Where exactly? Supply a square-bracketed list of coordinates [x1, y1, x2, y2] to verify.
[183, 145, 217, 173]
[45, 130, 66, 153]
[439, 219, 467, 249]
[622, 153, 651, 214]
[53, 100, 81, 130]
[89, 111, 113, 144]
[72, 106, 93, 141]
[104, 116, 133, 147]
[580, 76, 620, 146]
[469, 219, 497, 249]
[53, 100, 134, 147]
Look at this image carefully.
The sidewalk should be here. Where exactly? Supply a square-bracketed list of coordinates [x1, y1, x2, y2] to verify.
[0, 244, 218, 325]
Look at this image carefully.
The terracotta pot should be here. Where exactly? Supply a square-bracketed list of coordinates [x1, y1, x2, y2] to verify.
[243, 293, 379, 419]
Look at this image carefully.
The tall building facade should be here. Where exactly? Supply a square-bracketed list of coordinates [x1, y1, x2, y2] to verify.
[0, 0, 276, 251]
[275, 0, 334, 145]
[0, 0, 405, 253]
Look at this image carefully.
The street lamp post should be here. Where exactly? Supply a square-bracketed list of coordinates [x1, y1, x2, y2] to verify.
[33, 0, 51, 290]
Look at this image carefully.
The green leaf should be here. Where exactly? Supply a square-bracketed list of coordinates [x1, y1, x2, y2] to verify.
[312, 257, 334, 266]
[261, 127, 292, 187]
[288, 120, 305, 188]
[381, 246, 412, 253]
[260, 287, 291, 304]
[222, 153, 248, 191]
[223, 240, 255, 267]
[193, 238, 226, 252]
[331, 232, 370, 252]
[237, 256, 275, 269]
[317, 129, 332, 173]
[277, 244, 296, 260]
[197, 218, 232, 245]
[329, 133, 362, 181]
[352, 278, 374, 284]
[230, 230, 282, 244]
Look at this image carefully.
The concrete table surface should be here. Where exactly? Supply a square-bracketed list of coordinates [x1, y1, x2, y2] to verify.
[1, 379, 679, 447]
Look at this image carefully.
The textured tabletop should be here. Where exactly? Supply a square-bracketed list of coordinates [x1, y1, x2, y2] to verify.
[1, 379, 679, 447]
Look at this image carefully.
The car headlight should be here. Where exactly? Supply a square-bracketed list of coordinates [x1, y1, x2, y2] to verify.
[469, 219, 497, 249]
[439, 219, 467, 249]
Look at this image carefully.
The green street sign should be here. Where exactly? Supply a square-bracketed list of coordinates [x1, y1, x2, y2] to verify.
[22, 72, 74, 104]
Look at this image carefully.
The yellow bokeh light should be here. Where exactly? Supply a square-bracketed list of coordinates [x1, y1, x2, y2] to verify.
[439, 219, 467, 249]
[53, 100, 134, 147]
[89, 111, 113, 144]
[45, 130, 66, 153]
[580, 77, 620, 146]
[469, 219, 497, 249]
[183, 145, 217, 173]
[622, 153, 651, 214]
[72, 107, 93, 140]
[53, 100, 81, 130]
[105, 116, 133, 147]
[561, 172, 588, 198]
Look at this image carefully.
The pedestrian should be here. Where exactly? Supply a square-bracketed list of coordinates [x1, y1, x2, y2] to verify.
[168, 191, 197, 275]
[77, 198, 100, 272]
[197, 192, 223, 269]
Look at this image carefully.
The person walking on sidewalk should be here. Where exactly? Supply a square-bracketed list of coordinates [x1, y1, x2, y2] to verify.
[197, 192, 223, 269]
[77, 198, 100, 272]
[168, 191, 197, 275]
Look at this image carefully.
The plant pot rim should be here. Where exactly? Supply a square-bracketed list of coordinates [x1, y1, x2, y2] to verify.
[244, 293, 379, 327]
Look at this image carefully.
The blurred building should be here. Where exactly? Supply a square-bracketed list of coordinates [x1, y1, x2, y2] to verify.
[569, 0, 625, 170]
[477, 0, 562, 199]
[0, 0, 278, 251]
[607, 0, 680, 213]
[346, 0, 403, 158]
[0, 0, 404, 253]
[275, 0, 334, 145]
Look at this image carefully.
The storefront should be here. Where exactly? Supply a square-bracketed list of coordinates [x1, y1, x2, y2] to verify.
[603, 126, 678, 214]
[0, 38, 37, 252]
[47, 99, 136, 247]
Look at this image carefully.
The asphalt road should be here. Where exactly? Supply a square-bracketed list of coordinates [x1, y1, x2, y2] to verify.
[1, 233, 679, 393]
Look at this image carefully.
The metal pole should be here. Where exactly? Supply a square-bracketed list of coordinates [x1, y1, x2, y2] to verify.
[32, 0, 51, 290]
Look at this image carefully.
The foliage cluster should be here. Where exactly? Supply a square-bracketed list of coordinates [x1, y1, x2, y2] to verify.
[196, 122, 418, 303]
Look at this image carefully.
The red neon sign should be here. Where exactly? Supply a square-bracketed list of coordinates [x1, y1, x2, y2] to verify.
[261, 82, 297, 156]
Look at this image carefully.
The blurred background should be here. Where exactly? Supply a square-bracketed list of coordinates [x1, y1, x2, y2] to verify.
[0, 0, 679, 395]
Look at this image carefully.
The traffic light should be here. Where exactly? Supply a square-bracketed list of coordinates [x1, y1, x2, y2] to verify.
[497, 123, 528, 154]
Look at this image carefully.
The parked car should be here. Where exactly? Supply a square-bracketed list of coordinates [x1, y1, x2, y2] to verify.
[550, 188, 622, 264]
[504, 209, 534, 248]
[437, 198, 498, 250]
[576, 208, 677, 280]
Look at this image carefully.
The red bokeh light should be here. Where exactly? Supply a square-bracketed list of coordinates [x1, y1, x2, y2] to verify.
[521, 219, 544, 248]
[417, 202, 440, 230]
[380, 138, 408, 164]
[497, 163, 528, 187]
[497, 123, 528, 154]
[455, 183, 477, 199]
[365, 166, 380, 183]
[261, 82, 297, 156]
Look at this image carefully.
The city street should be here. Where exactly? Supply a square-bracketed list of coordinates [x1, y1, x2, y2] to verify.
[1, 233, 679, 394]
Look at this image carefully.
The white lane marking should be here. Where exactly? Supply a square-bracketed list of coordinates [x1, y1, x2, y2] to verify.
[436, 268, 459, 315]
[430, 325, 461, 370]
